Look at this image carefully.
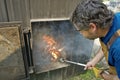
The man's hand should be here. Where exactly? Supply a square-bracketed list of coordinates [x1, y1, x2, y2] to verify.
[84, 61, 95, 70]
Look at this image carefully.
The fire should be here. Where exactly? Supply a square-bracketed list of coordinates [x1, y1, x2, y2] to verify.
[43, 35, 56, 46]
[43, 35, 61, 61]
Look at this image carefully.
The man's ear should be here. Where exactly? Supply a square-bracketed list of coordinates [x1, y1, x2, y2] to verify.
[89, 23, 97, 32]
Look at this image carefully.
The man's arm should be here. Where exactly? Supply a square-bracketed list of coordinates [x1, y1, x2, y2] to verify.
[84, 47, 104, 70]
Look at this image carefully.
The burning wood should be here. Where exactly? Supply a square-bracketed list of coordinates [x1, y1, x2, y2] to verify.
[43, 35, 62, 61]
[43, 35, 56, 46]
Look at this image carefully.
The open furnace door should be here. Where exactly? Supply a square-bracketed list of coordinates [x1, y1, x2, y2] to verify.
[0, 22, 26, 80]
[31, 19, 93, 74]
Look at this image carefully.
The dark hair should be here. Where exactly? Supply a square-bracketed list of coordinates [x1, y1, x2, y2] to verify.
[71, 0, 114, 30]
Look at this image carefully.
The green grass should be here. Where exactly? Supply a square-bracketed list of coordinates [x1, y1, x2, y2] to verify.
[67, 70, 102, 80]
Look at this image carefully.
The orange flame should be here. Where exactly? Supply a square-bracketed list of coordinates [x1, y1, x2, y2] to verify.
[43, 35, 56, 46]
[43, 35, 61, 60]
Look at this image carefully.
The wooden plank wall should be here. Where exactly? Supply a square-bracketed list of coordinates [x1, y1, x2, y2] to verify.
[0, 0, 8, 22]
[30, 0, 80, 19]
[0, 0, 81, 22]
[0, 0, 31, 31]
[5, 0, 23, 21]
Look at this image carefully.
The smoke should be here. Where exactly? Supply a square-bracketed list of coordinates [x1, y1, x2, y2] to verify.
[31, 20, 93, 73]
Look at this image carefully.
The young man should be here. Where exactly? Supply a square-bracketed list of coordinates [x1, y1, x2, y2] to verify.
[71, 0, 120, 80]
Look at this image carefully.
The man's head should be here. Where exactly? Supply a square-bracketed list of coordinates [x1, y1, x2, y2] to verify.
[71, 0, 114, 40]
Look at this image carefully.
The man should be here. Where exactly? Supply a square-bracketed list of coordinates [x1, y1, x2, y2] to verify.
[71, 0, 120, 80]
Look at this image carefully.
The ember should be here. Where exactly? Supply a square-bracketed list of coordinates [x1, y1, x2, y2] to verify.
[43, 35, 62, 61]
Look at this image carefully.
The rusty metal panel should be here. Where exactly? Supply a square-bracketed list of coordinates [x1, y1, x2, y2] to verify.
[0, 23, 25, 80]
[0, 0, 8, 22]
[30, 0, 81, 19]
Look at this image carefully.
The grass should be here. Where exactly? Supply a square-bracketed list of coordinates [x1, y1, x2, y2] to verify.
[68, 69, 103, 80]
[67, 63, 105, 80]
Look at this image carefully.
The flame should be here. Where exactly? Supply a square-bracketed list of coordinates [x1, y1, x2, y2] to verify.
[43, 35, 61, 60]
[43, 35, 56, 46]
[49, 48, 60, 60]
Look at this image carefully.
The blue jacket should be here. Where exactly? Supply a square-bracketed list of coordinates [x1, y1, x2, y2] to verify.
[101, 12, 120, 78]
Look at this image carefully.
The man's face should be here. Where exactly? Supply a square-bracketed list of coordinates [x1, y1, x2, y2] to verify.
[79, 29, 98, 40]
[74, 23, 99, 40]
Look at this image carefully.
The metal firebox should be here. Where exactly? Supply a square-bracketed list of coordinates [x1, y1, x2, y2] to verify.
[31, 18, 93, 74]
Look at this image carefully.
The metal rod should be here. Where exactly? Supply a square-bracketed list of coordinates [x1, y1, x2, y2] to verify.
[60, 58, 86, 67]
[30, 18, 70, 22]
